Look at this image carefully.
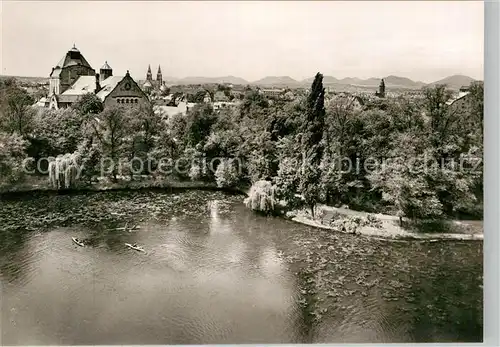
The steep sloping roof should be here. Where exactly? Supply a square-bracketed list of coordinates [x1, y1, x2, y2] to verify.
[100, 61, 112, 70]
[61, 76, 96, 96]
[446, 93, 470, 106]
[95, 76, 124, 101]
[55, 46, 93, 70]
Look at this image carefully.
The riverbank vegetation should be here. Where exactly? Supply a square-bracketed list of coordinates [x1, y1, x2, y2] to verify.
[0, 74, 483, 228]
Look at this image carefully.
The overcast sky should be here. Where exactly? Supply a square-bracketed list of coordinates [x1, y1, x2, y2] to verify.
[1, 1, 483, 83]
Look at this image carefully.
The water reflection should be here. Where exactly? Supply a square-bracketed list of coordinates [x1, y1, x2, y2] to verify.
[1, 191, 304, 345]
[0, 190, 482, 344]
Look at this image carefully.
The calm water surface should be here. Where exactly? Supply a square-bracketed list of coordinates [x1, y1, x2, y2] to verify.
[0, 190, 483, 344]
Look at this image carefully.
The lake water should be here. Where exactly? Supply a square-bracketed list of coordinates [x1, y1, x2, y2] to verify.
[0, 190, 483, 344]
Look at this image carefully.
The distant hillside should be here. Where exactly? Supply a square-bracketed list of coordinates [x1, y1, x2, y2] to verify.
[175, 76, 248, 85]
[251, 76, 300, 87]
[301, 75, 427, 89]
[338, 77, 365, 85]
[428, 74, 477, 90]
[384, 75, 426, 88]
[302, 75, 340, 84]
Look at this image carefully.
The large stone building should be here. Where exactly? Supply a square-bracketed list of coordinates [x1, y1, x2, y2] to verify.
[45, 45, 149, 109]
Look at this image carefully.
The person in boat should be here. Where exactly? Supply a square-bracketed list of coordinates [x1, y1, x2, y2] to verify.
[132, 243, 138, 248]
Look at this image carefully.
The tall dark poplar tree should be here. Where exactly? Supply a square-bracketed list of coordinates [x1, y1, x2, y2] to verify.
[299, 72, 326, 217]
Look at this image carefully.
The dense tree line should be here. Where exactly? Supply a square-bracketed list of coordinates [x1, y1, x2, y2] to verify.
[0, 74, 483, 221]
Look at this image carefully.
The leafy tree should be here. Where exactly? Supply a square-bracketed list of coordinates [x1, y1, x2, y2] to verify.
[244, 180, 277, 214]
[75, 138, 102, 184]
[299, 72, 325, 217]
[422, 84, 481, 215]
[0, 132, 28, 185]
[215, 158, 241, 188]
[185, 104, 217, 146]
[246, 131, 276, 183]
[0, 80, 35, 135]
[90, 106, 132, 180]
[72, 93, 104, 116]
[273, 135, 303, 209]
[29, 108, 84, 159]
[240, 90, 269, 117]
[367, 133, 443, 224]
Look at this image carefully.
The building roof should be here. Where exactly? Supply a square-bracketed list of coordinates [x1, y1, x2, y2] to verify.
[446, 93, 470, 106]
[57, 94, 80, 104]
[101, 61, 112, 70]
[54, 46, 93, 70]
[32, 97, 48, 108]
[327, 93, 365, 107]
[60, 76, 96, 96]
[96, 76, 124, 101]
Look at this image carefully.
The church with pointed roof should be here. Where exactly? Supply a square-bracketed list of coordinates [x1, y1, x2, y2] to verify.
[45, 45, 149, 110]
[142, 65, 167, 93]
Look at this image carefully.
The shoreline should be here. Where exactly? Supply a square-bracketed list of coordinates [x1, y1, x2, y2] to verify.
[1, 176, 483, 241]
[290, 213, 483, 241]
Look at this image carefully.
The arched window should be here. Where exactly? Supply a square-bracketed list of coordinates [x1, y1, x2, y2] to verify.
[117, 99, 121, 104]
[135, 99, 138, 103]
[126, 99, 129, 103]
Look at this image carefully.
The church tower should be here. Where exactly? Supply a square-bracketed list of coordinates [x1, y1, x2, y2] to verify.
[99, 61, 113, 83]
[146, 65, 153, 81]
[157, 65, 163, 86]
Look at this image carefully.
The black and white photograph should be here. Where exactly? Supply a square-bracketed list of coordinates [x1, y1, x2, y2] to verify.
[0, 1, 487, 345]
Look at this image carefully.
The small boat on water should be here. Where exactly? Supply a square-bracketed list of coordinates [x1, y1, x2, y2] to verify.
[72, 237, 85, 247]
[125, 243, 145, 252]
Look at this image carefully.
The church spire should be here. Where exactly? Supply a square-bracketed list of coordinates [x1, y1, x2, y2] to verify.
[156, 65, 162, 85]
[146, 64, 153, 81]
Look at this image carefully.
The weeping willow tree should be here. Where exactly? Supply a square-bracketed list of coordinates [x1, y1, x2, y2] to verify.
[244, 180, 277, 214]
[48, 153, 80, 189]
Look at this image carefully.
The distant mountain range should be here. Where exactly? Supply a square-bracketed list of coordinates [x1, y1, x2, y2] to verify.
[2, 73, 478, 91]
[165, 74, 476, 90]
[169, 75, 249, 85]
